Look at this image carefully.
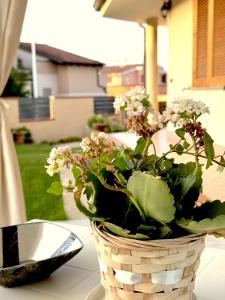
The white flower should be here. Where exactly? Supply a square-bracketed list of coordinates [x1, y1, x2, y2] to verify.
[80, 137, 92, 152]
[147, 112, 167, 129]
[93, 132, 108, 145]
[97, 132, 108, 139]
[147, 112, 159, 126]
[126, 101, 145, 117]
[163, 95, 210, 126]
[113, 86, 151, 115]
[46, 163, 60, 177]
[167, 96, 209, 116]
[46, 146, 73, 176]
[114, 95, 127, 113]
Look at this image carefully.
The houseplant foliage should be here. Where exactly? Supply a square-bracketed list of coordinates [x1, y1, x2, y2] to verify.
[46, 87, 225, 240]
[11, 126, 33, 144]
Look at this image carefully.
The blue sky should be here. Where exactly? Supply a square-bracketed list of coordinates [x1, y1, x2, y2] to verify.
[21, 0, 168, 69]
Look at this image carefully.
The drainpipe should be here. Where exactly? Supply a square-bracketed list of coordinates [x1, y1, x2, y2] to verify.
[31, 42, 38, 98]
[96, 68, 107, 94]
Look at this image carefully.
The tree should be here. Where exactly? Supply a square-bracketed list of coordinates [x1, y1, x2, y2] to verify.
[2, 67, 31, 97]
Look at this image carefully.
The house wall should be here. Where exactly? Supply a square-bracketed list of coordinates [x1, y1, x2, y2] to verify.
[57, 65, 69, 94]
[167, 0, 225, 145]
[37, 61, 58, 96]
[16, 49, 106, 97]
[67, 66, 105, 95]
[2, 97, 93, 143]
[122, 69, 144, 86]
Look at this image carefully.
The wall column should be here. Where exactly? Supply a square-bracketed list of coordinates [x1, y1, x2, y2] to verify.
[144, 18, 159, 111]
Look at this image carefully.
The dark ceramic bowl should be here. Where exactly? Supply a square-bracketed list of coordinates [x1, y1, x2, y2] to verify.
[0, 222, 83, 287]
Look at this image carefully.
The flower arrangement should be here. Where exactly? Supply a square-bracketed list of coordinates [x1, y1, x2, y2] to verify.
[46, 86, 225, 240]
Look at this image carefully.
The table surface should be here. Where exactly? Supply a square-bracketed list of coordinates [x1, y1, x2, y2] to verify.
[1, 219, 225, 300]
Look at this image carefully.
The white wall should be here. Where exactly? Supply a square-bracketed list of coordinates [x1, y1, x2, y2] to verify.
[37, 74, 58, 96]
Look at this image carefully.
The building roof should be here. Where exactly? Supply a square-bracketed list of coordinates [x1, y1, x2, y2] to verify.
[102, 64, 142, 73]
[19, 43, 104, 67]
[102, 64, 165, 73]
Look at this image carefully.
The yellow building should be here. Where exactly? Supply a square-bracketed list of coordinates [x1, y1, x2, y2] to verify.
[94, 0, 225, 145]
[102, 64, 167, 102]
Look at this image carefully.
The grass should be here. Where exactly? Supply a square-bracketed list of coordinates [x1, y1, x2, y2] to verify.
[16, 143, 68, 221]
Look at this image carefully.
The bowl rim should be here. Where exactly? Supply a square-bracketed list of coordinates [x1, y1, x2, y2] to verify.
[0, 221, 84, 270]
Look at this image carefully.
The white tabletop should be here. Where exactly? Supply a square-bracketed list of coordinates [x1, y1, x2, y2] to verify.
[1, 219, 225, 300]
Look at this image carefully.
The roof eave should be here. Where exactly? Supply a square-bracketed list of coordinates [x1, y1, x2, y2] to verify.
[60, 62, 104, 67]
[93, 0, 106, 11]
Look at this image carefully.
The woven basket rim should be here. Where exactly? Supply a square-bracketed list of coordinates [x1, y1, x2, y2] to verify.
[91, 221, 205, 250]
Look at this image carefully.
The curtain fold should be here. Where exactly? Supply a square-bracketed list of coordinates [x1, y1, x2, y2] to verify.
[0, 0, 28, 226]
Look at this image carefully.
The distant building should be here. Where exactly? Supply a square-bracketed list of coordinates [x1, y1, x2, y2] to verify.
[16, 43, 106, 97]
[102, 64, 167, 100]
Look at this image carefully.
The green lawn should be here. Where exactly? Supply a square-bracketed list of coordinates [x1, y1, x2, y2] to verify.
[16, 144, 68, 221]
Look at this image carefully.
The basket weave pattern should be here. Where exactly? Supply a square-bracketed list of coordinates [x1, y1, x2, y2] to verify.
[91, 221, 205, 300]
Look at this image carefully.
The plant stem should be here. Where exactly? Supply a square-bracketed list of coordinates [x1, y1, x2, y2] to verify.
[155, 140, 182, 166]
[91, 170, 129, 194]
[142, 136, 151, 158]
[181, 152, 223, 166]
[152, 141, 157, 156]
[189, 133, 199, 165]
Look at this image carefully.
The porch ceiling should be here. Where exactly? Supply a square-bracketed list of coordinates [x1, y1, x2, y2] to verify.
[95, 0, 167, 25]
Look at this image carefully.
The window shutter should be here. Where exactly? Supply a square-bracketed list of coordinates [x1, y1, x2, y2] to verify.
[193, 0, 225, 86]
[195, 0, 209, 81]
[212, 0, 225, 79]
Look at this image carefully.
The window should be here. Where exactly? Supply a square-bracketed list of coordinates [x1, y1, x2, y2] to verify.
[193, 0, 225, 86]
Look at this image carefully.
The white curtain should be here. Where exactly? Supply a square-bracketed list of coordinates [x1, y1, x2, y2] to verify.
[0, 0, 28, 226]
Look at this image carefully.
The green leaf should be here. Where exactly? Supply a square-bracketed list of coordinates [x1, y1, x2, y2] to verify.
[168, 162, 202, 214]
[177, 200, 225, 234]
[160, 225, 172, 238]
[137, 224, 156, 232]
[192, 200, 225, 219]
[47, 181, 63, 196]
[113, 157, 128, 171]
[127, 171, 175, 224]
[104, 222, 150, 240]
[72, 166, 81, 178]
[177, 216, 225, 234]
[175, 144, 184, 155]
[160, 159, 172, 170]
[175, 128, 185, 140]
[134, 137, 146, 155]
[183, 140, 190, 149]
[217, 156, 225, 173]
[179, 175, 196, 200]
[203, 131, 215, 169]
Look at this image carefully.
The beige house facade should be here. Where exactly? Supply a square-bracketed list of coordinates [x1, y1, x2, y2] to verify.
[94, 0, 225, 145]
[2, 96, 94, 142]
[16, 43, 106, 97]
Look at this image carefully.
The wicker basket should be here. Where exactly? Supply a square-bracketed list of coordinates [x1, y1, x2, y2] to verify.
[91, 221, 205, 300]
